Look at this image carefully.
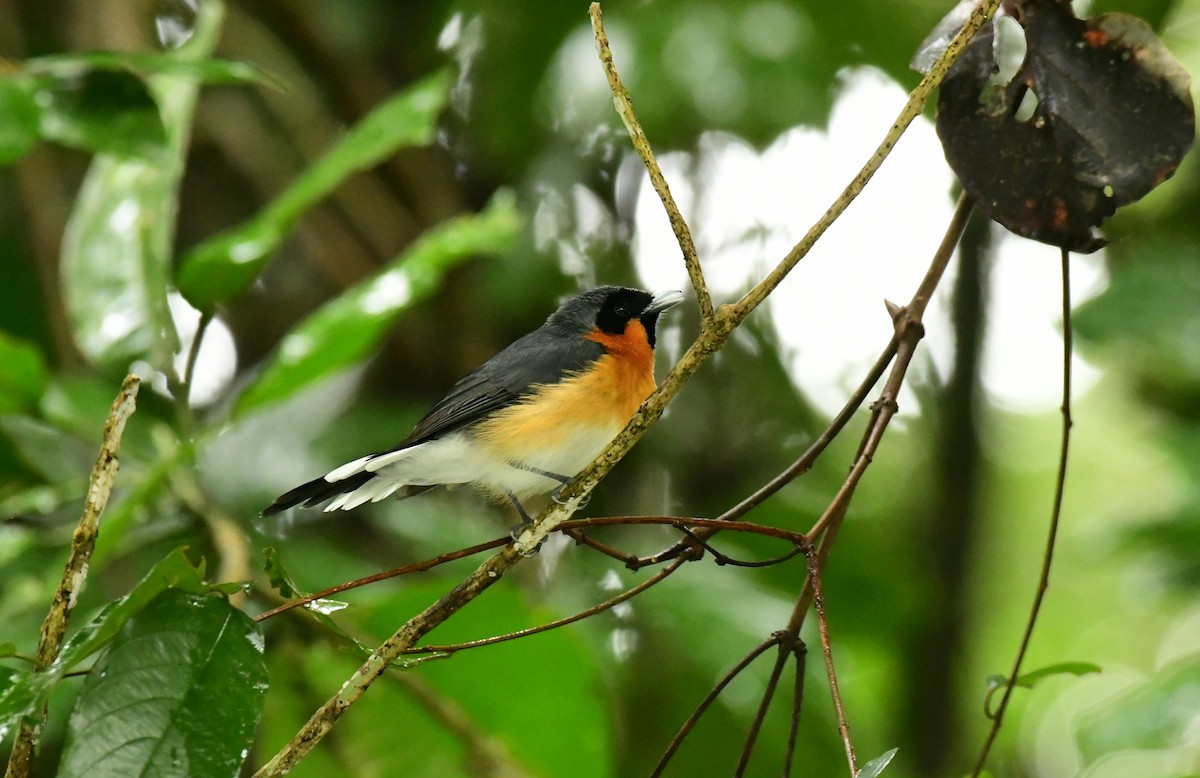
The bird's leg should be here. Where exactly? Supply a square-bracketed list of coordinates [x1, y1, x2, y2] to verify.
[506, 490, 535, 541]
[506, 460, 588, 507]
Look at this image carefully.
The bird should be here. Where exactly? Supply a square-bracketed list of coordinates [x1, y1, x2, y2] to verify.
[262, 286, 684, 525]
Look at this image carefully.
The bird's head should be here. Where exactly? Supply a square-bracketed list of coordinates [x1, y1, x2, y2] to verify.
[549, 286, 684, 349]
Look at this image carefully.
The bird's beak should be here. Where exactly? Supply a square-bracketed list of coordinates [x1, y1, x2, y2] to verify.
[643, 289, 685, 315]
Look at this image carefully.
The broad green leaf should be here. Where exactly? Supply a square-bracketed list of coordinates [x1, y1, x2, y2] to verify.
[0, 415, 92, 484]
[0, 643, 16, 657]
[53, 547, 208, 672]
[60, 1, 225, 369]
[32, 68, 166, 159]
[856, 747, 899, 778]
[176, 69, 453, 309]
[0, 666, 37, 728]
[0, 77, 40, 164]
[25, 51, 278, 89]
[234, 192, 520, 416]
[58, 589, 267, 778]
[0, 330, 49, 413]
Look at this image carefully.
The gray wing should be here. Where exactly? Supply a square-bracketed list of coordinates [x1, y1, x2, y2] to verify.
[397, 325, 603, 448]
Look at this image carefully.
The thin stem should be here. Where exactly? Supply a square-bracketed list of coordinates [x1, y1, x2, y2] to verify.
[970, 248, 1074, 776]
[403, 558, 685, 655]
[782, 641, 807, 777]
[651, 636, 781, 777]
[806, 549, 856, 774]
[734, 642, 791, 777]
[589, 3, 713, 322]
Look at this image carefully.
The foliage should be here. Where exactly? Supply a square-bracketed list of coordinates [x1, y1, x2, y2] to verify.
[0, 0, 1198, 777]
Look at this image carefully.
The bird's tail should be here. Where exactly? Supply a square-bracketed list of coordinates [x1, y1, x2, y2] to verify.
[261, 471, 434, 516]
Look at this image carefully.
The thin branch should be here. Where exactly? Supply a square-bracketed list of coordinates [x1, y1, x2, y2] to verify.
[4, 376, 140, 778]
[805, 548, 856, 775]
[734, 642, 791, 777]
[588, 2, 713, 322]
[254, 2, 995, 768]
[970, 247, 1074, 776]
[403, 558, 686, 655]
[731, 0, 1001, 320]
[782, 640, 807, 777]
[651, 635, 781, 777]
[255, 537, 510, 622]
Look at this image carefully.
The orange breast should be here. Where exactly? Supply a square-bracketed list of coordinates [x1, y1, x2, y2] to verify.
[474, 323, 657, 458]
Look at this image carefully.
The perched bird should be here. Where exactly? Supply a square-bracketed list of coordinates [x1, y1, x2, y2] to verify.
[262, 286, 684, 524]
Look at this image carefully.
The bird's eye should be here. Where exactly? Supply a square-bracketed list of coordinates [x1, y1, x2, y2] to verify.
[615, 304, 632, 318]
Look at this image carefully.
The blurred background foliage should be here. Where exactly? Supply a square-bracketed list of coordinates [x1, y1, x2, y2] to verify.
[1, 0, 1199, 776]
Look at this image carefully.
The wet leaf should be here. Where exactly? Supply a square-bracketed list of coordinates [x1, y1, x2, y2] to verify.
[0, 549, 210, 732]
[935, 0, 1195, 251]
[0, 76, 40, 164]
[234, 192, 520, 416]
[176, 70, 452, 310]
[0, 330, 49, 414]
[60, 154, 177, 367]
[33, 68, 166, 159]
[261, 547, 364, 654]
[856, 747, 899, 778]
[58, 589, 267, 778]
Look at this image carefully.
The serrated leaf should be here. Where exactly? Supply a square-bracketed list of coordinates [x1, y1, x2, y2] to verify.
[176, 70, 453, 309]
[32, 68, 166, 159]
[0, 330, 49, 413]
[0, 76, 40, 164]
[234, 192, 520, 416]
[856, 747, 899, 778]
[58, 589, 267, 778]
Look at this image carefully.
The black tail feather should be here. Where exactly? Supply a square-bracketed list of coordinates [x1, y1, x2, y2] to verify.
[261, 472, 374, 516]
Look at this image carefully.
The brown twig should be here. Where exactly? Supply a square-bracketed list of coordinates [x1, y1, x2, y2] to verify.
[4, 376, 140, 778]
[735, 642, 791, 777]
[782, 639, 807, 776]
[805, 547, 856, 774]
[969, 248, 1074, 776]
[403, 557, 686, 655]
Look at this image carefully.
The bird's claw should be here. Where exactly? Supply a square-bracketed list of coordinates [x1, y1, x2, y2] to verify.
[551, 483, 589, 508]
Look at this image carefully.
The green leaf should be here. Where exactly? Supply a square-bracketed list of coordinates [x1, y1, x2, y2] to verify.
[53, 548, 209, 672]
[260, 547, 364, 654]
[0, 415, 92, 484]
[234, 191, 521, 416]
[58, 589, 267, 778]
[0, 331, 49, 413]
[0, 77, 40, 164]
[1013, 661, 1102, 688]
[25, 51, 278, 90]
[59, 153, 177, 368]
[32, 68, 166, 159]
[59, 2, 225, 370]
[176, 69, 453, 309]
[856, 747, 899, 778]
[0, 642, 16, 658]
[984, 662, 1102, 718]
